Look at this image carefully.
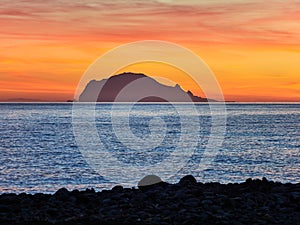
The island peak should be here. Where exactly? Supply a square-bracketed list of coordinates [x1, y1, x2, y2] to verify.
[79, 72, 209, 102]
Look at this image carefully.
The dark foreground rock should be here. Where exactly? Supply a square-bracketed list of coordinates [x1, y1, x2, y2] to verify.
[1, 176, 300, 225]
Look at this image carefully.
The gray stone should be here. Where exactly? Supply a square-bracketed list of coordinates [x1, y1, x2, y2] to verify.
[138, 175, 163, 187]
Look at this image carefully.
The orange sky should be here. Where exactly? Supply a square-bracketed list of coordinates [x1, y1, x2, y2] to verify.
[0, 0, 299, 102]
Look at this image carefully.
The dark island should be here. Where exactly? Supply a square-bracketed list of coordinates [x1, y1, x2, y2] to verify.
[79, 72, 210, 102]
[1, 176, 299, 225]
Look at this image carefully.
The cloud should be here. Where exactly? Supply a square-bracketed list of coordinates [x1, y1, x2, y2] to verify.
[0, 0, 299, 45]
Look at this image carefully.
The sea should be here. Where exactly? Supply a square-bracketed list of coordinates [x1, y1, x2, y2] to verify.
[0, 103, 299, 193]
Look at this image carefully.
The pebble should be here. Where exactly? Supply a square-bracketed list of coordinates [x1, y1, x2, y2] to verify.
[0, 177, 299, 225]
[179, 175, 197, 185]
[138, 175, 163, 187]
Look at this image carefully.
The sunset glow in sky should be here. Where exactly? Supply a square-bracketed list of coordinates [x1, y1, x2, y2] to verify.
[1, 0, 300, 101]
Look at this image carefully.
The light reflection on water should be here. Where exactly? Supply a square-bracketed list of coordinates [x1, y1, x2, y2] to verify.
[0, 103, 299, 193]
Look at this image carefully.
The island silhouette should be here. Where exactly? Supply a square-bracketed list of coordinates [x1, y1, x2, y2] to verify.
[79, 72, 209, 102]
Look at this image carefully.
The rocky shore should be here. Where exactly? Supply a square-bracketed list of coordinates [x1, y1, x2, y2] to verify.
[1, 176, 300, 225]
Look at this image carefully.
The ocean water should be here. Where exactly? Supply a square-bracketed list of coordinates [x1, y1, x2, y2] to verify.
[0, 103, 299, 193]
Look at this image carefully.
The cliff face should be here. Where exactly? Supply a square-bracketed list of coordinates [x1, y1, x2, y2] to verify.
[79, 72, 208, 102]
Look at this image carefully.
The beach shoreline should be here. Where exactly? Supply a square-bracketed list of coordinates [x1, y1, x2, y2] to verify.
[0, 176, 299, 225]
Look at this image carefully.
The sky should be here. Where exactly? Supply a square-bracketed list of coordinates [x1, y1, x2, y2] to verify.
[0, 0, 299, 101]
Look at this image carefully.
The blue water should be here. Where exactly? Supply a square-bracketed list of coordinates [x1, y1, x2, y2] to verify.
[0, 103, 299, 193]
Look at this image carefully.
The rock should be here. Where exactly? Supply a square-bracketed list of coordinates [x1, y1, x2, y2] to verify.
[173, 190, 187, 199]
[85, 188, 95, 193]
[0, 205, 10, 212]
[112, 185, 123, 192]
[246, 178, 253, 184]
[102, 198, 113, 205]
[138, 175, 163, 187]
[54, 188, 70, 200]
[184, 198, 199, 208]
[179, 175, 197, 185]
[201, 199, 213, 205]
